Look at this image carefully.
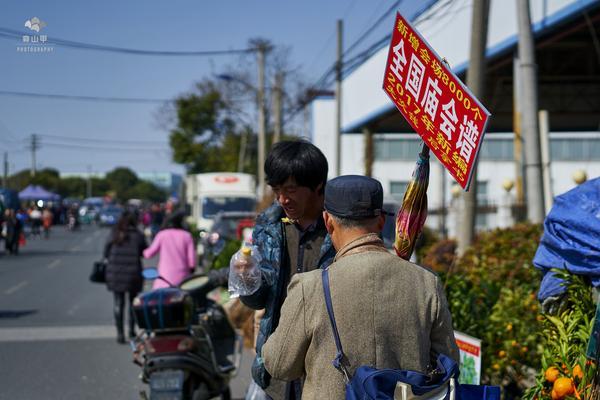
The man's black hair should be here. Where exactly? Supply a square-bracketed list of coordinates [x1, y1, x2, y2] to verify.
[265, 140, 328, 194]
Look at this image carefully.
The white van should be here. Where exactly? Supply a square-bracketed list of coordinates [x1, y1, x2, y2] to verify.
[185, 172, 257, 233]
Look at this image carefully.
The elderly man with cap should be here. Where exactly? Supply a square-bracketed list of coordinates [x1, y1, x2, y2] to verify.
[261, 175, 459, 400]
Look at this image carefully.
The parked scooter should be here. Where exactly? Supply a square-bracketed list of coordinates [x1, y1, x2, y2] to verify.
[131, 269, 242, 400]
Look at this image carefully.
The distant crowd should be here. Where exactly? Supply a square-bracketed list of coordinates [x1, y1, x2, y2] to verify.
[0, 199, 177, 256]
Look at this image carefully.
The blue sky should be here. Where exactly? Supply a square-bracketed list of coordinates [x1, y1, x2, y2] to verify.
[0, 0, 428, 176]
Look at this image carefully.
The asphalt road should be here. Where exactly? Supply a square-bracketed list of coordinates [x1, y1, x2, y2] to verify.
[0, 224, 252, 400]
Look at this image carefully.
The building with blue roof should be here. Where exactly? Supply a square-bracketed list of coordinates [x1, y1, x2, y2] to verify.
[311, 0, 600, 235]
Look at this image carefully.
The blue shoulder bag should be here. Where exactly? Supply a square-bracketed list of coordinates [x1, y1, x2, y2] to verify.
[321, 268, 500, 400]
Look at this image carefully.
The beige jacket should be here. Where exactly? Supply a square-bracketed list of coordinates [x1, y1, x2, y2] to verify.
[262, 234, 459, 399]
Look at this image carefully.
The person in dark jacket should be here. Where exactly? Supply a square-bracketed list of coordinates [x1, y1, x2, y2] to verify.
[104, 211, 147, 343]
[233, 140, 336, 400]
[3, 209, 22, 255]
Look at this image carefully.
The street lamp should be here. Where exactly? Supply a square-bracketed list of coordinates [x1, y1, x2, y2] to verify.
[573, 169, 587, 185]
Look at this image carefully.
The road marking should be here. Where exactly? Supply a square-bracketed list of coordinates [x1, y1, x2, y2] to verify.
[4, 281, 29, 295]
[70, 245, 81, 252]
[47, 259, 61, 270]
[0, 325, 117, 342]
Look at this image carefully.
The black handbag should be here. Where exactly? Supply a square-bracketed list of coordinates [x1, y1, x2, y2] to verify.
[90, 259, 107, 283]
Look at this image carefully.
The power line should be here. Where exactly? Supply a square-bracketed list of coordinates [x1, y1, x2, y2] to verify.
[291, 1, 459, 127]
[309, 0, 403, 92]
[0, 27, 255, 57]
[0, 89, 170, 104]
[0, 89, 254, 105]
[311, 0, 459, 92]
[42, 142, 169, 152]
[342, 0, 402, 59]
[38, 133, 168, 146]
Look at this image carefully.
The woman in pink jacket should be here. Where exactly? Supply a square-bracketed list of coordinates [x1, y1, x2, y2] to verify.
[143, 212, 196, 289]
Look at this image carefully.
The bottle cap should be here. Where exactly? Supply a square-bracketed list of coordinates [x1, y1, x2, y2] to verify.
[241, 247, 252, 256]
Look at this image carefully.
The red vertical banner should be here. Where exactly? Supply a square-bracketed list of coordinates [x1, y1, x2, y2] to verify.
[382, 12, 491, 190]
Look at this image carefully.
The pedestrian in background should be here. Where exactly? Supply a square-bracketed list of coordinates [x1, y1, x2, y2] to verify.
[149, 203, 164, 239]
[104, 211, 147, 343]
[42, 208, 53, 239]
[3, 209, 22, 255]
[29, 206, 42, 237]
[143, 211, 196, 289]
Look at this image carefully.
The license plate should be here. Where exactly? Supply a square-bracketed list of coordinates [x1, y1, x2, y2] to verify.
[150, 370, 184, 400]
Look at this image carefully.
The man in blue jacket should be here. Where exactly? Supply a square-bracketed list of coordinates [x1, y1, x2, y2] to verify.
[239, 140, 335, 400]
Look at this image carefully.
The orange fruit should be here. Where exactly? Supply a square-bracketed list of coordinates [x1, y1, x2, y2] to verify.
[498, 350, 507, 358]
[553, 377, 574, 398]
[551, 389, 560, 400]
[572, 364, 583, 380]
[545, 366, 560, 383]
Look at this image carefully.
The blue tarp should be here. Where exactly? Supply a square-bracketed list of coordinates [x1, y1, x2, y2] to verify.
[534, 177, 600, 300]
[0, 188, 19, 210]
[18, 184, 60, 201]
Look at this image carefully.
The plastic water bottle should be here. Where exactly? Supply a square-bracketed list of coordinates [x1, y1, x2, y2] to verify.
[228, 246, 261, 298]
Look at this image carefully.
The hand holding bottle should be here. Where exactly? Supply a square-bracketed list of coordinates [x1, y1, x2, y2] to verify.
[228, 246, 261, 298]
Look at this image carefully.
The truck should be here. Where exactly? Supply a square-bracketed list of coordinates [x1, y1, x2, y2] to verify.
[184, 172, 257, 233]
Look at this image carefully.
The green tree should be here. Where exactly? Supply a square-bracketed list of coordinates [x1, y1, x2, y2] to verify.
[105, 167, 139, 201]
[90, 177, 110, 197]
[169, 80, 241, 173]
[6, 168, 60, 192]
[7, 169, 31, 191]
[127, 181, 166, 203]
[31, 168, 61, 192]
[58, 177, 87, 198]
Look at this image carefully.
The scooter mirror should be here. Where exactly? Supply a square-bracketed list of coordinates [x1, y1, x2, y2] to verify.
[142, 268, 159, 280]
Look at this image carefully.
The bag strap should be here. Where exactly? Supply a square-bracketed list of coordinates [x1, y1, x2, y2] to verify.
[321, 268, 352, 383]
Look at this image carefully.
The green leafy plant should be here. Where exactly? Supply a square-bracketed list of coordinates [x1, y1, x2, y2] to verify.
[211, 239, 241, 271]
[430, 223, 544, 395]
[523, 270, 597, 400]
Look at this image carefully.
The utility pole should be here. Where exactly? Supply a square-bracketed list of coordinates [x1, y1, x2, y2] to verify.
[457, 0, 490, 255]
[86, 165, 92, 198]
[439, 163, 447, 238]
[2, 152, 8, 188]
[30, 133, 38, 177]
[513, 57, 525, 210]
[254, 40, 270, 199]
[517, 0, 545, 223]
[335, 20, 343, 176]
[273, 72, 283, 144]
[237, 130, 247, 173]
[363, 126, 373, 177]
[539, 110, 553, 215]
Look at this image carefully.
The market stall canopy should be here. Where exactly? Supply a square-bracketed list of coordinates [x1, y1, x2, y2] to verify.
[534, 177, 600, 301]
[18, 185, 60, 201]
